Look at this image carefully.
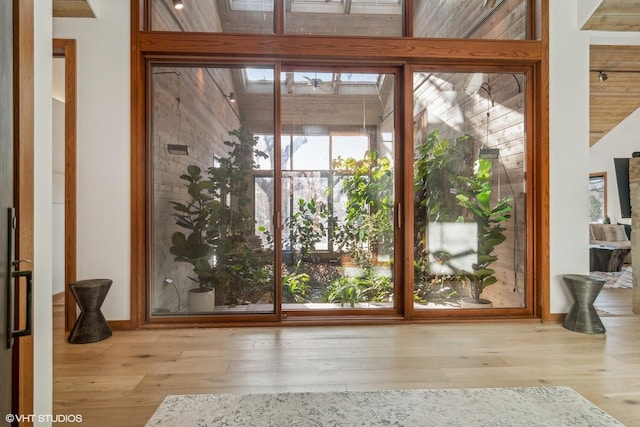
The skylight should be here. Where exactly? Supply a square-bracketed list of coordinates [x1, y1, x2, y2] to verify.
[242, 69, 381, 96]
[228, 0, 401, 15]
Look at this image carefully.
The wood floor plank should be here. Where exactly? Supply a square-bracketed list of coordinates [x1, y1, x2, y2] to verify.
[54, 375, 145, 392]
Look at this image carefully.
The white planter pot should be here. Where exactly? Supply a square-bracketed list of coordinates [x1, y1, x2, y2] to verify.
[461, 297, 493, 308]
[187, 287, 215, 313]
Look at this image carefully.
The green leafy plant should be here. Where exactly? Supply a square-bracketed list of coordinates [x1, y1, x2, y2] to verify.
[282, 271, 311, 303]
[170, 127, 271, 303]
[332, 150, 393, 269]
[413, 265, 463, 305]
[169, 165, 219, 289]
[414, 129, 469, 225]
[324, 272, 392, 308]
[285, 198, 329, 264]
[325, 277, 365, 308]
[456, 157, 513, 302]
[412, 129, 472, 302]
[208, 128, 269, 304]
[279, 197, 330, 303]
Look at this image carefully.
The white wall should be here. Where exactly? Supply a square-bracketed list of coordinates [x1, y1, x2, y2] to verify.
[549, 0, 591, 313]
[53, 0, 131, 320]
[577, 0, 602, 29]
[34, 1, 53, 425]
[590, 108, 640, 224]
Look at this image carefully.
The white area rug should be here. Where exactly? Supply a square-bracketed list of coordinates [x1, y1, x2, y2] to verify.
[591, 266, 633, 289]
[145, 386, 623, 427]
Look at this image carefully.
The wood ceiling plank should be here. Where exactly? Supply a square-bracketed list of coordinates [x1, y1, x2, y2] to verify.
[581, 0, 640, 31]
[591, 46, 640, 71]
[589, 45, 640, 146]
[589, 0, 640, 14]
[53, 0, 96, 18]
[582, 16, 640, 32]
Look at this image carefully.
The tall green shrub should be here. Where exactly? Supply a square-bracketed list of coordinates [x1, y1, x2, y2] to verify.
[332, 150, 393, 269]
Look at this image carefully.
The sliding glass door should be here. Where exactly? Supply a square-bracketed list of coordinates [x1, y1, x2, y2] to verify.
[147, 64, 530, 321]
[412, 71, 528, 312]
[149, 64, 398, 318]
[273, 69, 397, 313]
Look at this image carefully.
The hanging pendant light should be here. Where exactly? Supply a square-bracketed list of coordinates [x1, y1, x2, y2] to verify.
[173, 0, 184, 10]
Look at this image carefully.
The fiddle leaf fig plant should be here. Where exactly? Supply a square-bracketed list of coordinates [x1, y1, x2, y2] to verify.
[169, 164, 219, 289]
[414, 129, 469, 224]
[170, 127, 270, 303]
[413, 129, 472, 303]
[456, 157, 513, 302]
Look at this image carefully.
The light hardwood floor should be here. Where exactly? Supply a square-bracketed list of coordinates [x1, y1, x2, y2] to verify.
[53, 289, 640, 426]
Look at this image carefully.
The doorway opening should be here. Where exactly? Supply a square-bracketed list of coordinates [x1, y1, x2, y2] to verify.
[53, 39, 77, 331]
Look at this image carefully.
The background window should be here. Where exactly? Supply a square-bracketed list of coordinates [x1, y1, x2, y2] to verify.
[589, 173, 607, 223]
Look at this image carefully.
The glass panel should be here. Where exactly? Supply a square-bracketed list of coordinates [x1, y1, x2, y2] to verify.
[292, 135, 330, 170]
[282, 173, 331, 253]
[589, 174, 607, 223]
[285, 0, 403, 36]
[332, 134, 369, 161]
[413, 71, 526, 309]
[148, 0, 533, 38]
[150, 65, 276, 316]
[413, 0, 528, 40]
[281, 69, 395, 310]
[150, 0, 274, 34]
[255, 176, 275, 247]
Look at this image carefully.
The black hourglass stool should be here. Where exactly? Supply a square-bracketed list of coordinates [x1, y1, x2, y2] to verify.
[68, 279, 113, 344]
[562, 274, 606, 334]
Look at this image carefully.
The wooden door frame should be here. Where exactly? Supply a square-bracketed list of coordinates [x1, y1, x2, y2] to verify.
[52, 39, 78, 331]
[13, 0, 34, 420]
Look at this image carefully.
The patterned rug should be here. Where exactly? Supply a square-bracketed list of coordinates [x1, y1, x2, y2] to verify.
[145, 387, 623, 427]
[590, 266, 633, 289]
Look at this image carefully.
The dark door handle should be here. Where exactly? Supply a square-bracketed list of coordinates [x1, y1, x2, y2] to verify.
[12, 259, 32, 268]
[5, 207, 33, 349]
[10, 269, 32, 339]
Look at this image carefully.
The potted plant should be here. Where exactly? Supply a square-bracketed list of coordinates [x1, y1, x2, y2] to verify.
[413, 129, 471, 304]
[170, 127, 270, 310]
[207, 128, 269, 305]
[455, 157, 513, 307]
[169, 164, 219, 312]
